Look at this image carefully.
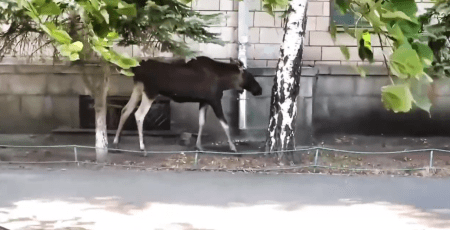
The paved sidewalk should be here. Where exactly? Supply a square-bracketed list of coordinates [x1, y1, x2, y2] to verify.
[1, 168, 450, 230]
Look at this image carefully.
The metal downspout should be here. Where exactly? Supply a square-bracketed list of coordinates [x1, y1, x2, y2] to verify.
[238, 0, 249, 129]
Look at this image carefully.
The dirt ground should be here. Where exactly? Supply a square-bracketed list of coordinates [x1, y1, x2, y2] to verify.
[1, 133, 450, 177]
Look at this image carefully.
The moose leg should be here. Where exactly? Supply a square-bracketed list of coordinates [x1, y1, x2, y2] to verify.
[113, 83, 143, 149]
[211, 103, 237, 152]
[134, 92, 154, 156]
[196, 102, 208, 151]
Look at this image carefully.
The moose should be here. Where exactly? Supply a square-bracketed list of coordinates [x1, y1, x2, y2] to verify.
[113, 56, 263, 155]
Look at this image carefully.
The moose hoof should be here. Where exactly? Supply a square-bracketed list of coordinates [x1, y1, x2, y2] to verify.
[110, 143, 120, 153]
[230, 145, 241, 157]
[195, 145, 204, 152]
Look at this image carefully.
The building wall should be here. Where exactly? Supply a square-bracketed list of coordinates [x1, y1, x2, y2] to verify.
[182, 0, 435, 68]
[313, 73, 450, 138]
[1, 0, 435, 66]
[0, 63, 240, 142]
[302, 0, 435, 67]
[0, 0, 446, 142]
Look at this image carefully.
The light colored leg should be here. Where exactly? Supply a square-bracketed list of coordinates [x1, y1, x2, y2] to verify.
[134, 92, 154, 155]
[219, 120, 237, 152]
[113, 83, 143, 148]
[196, 103, 208, 151]
[211, 102, 237, 152]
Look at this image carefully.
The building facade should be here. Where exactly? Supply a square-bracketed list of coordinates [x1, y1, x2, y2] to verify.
[1, 0, 450, 144]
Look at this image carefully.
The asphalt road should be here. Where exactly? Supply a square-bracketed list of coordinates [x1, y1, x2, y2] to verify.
[1, 168, 450, 230]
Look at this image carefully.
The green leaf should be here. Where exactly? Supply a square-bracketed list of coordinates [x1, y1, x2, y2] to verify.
[116, 55, 139, 69]
[413, 93, 432, 114]
[69, 53, 79, 61]
[383, 0, 418, 18]
[116, 2, 136, 16]
[330, 20, 337, 40]
[335, 0, 350, 15]
[60, 42, 83, 54]
[120, 69, 135, 77]
[409, 77, 432, 115]
[70, 41, 84, 52]
[357, 30, 373, 62]
[51, 29, 72, 44]
[93, 37, 109, 48]
[37, 2, 61, 15]
[58, 46, 71, 56]
[343, 25, 356, 38]
[387, 23, 406, 46]
[100, 9, 109, 24]
[357, 66, 366, 78]
[58, 41, 83, 58]
[44, 22, 57, 31]
[365, 9, 386, 30]
[358, 40, 373, 62]
[340, 46, 350, 60]
[362, 30, 371, 50]
[107, 31, 119, 40]
[90, 0, 100, 10]
[92, 21, 110, 38]
[422, 72, 433, 83]
[262, 3, 274, 16]
[32, 0, 45, 6]
[93, 45, 112, 60]
[104, 0, 119, 7]
[411, 43, 434, 67]
[25, 11, 38, 20]
[177, 0, 192, 4]
[389, 44, 423, 78]
[382, 10, 416, 23]
[381, 84, 414, 113]
[397, 20, 421, 38]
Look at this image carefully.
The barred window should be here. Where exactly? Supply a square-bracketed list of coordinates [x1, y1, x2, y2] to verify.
[331, 2, 371, 28]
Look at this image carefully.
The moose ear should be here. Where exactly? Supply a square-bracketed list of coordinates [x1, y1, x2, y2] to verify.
[230, 58, 244, 67]
[237, 59, 244, 68]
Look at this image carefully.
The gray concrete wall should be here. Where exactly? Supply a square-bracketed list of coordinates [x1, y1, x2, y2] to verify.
[313, 66, 450, 138]
[3, 63, 450, 143]
[0, 64, 86, 133]
[0, 0, 445, 145]
[0, 63, 241, 142]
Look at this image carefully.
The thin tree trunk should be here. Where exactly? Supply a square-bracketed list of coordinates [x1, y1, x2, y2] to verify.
[94, 60, 110, 163]
[80, 60, 110, 163]
[266, 0, 308, 162]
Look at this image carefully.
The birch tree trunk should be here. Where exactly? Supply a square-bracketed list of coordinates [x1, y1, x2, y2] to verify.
[266, 0, 308, 161]
[95, 61, 111, 163]
[81, 60, 110, 164]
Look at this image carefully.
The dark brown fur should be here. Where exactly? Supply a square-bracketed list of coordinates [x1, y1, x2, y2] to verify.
[114, 56, 262, 152]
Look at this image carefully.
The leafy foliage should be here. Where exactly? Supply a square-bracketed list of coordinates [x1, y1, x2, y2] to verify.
[418, 0, 450, 79]
[0, 0, 222, 76]
[331, 0, 436, 114]
[116, 0, 224, 58]
[381, 84, 414, 113]
[261, 0, 289, 16]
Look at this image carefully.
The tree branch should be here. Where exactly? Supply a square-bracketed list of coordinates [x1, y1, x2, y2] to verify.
[28, 40, 53, 59]
[377, 33, 394, 85]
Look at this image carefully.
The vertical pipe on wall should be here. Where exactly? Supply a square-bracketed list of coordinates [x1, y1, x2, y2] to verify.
[238, 0, 249, 129]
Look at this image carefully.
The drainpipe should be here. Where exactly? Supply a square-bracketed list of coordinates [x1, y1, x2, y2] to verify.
[238, 0, 249, 129]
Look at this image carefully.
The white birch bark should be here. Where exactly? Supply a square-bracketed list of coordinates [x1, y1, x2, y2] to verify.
[81, 61, 110, 163]
[94, 61, 110, 163]
[266, 0, 308, 157]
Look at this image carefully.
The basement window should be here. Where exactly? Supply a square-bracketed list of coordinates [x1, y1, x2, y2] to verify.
[330, 1, 371, 29]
